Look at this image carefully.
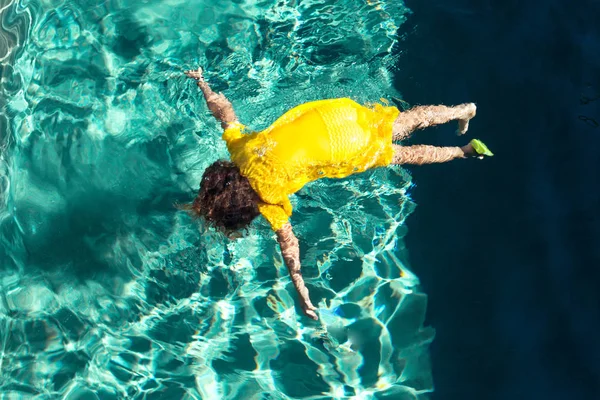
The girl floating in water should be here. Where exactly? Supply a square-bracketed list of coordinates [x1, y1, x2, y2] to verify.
[184, 67, 492, 320]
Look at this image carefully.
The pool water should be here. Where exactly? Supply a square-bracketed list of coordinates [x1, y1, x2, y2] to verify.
[0, 0, 434, 398]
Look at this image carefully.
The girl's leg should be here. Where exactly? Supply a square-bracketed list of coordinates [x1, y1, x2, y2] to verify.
[392, 144, 468, 165]
[393, 103, 477, 141]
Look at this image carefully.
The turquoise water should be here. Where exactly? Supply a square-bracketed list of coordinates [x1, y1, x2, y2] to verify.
[0, 1, 434, 398]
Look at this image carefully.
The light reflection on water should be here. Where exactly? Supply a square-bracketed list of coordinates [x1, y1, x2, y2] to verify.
[0, 0, 434, 398]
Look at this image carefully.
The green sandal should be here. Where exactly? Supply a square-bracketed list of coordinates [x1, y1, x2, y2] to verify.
[470, 139, 494, 157]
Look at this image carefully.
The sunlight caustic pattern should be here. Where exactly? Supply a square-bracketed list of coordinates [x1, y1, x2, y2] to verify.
[0, 0, 434, 398]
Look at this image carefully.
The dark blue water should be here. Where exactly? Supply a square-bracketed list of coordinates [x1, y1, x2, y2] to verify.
[393, 0, 600, 399]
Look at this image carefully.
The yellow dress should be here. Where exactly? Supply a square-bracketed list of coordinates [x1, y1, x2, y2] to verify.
[223, 98, 400, 231]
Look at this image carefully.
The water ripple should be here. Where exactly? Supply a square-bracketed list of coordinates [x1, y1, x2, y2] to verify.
[0, 0, 433, 398]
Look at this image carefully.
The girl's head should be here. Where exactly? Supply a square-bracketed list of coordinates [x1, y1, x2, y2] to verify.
[187, 160, 260, 232]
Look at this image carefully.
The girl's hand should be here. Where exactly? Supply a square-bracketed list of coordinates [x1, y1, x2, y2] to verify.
[185, 68, 204, 82]
[302, 301, 319, 320]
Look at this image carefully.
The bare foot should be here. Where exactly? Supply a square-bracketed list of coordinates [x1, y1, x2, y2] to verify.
[457, 103, 477, 135]
[185, 67, 204, 81]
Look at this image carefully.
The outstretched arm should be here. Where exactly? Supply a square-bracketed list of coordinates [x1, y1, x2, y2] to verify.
[276, 223, 318, 320]
[185, 68, 238, 129]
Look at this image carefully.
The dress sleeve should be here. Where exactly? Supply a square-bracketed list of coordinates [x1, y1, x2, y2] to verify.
[257, 200, 292, 231]
[222, 121, 245, 145]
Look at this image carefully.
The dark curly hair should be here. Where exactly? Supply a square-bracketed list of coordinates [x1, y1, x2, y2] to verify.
[186, 160, 261, 232]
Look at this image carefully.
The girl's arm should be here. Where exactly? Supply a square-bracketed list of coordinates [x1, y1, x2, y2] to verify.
[276, 223, 318, 320]
[185, 68, 238, 129]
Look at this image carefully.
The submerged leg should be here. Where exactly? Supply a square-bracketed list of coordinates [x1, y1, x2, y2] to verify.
[392, 144, 466, 165]
[392, 103, 477, 141]
[392, 139, 494, 165]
